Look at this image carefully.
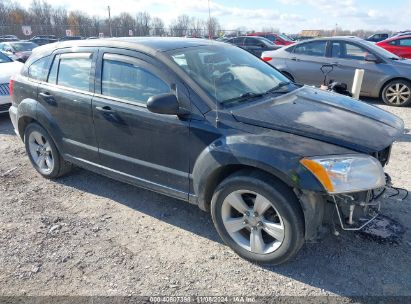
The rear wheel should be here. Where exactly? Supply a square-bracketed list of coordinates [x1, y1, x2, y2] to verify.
[382, 79, 411, 107]
[211, 171, 305, 265]
[24, 123, 72, 178]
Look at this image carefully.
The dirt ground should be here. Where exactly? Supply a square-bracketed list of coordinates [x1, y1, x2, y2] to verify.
[0, 99, 410, 299]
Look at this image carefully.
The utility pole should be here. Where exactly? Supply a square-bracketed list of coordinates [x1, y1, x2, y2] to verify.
[208, 0, 212, 39]
[108, 5, 112, 37]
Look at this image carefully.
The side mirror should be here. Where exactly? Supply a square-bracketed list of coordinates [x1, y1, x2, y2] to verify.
[147, 93, 180, 115]
[258, 43, 266, 48]
[365, 53, 378, 63]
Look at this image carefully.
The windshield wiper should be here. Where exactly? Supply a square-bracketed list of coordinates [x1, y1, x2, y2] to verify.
[221, 82, 292, 105]
[264, 81, 291, 94]
[221, 92, 264, 104]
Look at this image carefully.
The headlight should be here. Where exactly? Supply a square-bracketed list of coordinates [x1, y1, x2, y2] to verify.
[300, 155, 386, 194]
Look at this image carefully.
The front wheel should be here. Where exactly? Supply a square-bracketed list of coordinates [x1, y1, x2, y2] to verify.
[211, 172, 305, 265]
[382, 80, 411, 107]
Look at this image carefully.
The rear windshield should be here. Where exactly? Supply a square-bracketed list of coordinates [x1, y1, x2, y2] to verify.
[11, 42, 38, 52]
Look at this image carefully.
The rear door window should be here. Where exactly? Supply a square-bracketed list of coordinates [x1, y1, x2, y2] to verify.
[101, 54, 170, 105]
[244, 37, 260, 46]
[293, 41, 327, 57]
[232, 37, 245, 45]
[399, 38, 411, 46]
[54, 53, 93, 91]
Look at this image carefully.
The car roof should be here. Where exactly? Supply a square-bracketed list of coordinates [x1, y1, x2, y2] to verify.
[390, 35, 411, 40]
[292, 36, 364, 44]
[33, 37, 227, 54]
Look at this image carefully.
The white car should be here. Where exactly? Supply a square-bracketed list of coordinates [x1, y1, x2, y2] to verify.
[0, 52, 23, 114]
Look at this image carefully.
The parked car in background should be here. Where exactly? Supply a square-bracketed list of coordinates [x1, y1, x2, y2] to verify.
[29, 35, 57, 46]
[0, 52, 23, 113]
[392, 31, 411, 38]
[0, 35, 19, 42]
[262, 36, 411, 106]
[59, 36, 83, 41]
[9, 38, 404, 265]
[0, 41, 38, 62]
[247, 32, 294, 46]
[226, 36, 282, 57]
[376, 35, 411, 59]
[366, 33, 389, 43]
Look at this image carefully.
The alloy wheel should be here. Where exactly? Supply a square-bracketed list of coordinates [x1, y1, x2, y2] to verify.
[385, 83, 411, 105]
[221, 190, 285, 254]
[28, 131, 54, 174]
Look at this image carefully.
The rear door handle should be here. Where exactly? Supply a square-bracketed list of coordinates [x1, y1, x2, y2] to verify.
[39, 91, 57, 105]
[291, 57, 300, 62]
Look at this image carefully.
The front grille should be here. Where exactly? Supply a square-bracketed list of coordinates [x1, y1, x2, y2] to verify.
[0, 83, 10, 96]
[373, 145, 392, 166]
[0, 103, 11, 112]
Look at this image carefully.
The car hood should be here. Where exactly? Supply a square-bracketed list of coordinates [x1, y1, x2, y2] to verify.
[232, 86, 404, 153]
[394, 58, 411, 66]
[0, 61, 23, 83]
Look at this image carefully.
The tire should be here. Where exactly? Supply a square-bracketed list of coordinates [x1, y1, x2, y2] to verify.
[24, 123, 72, 178]
[381, 79, 411, 107]
[211, 171, 305, 265]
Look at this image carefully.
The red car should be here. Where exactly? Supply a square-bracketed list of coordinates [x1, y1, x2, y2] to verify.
[247, 32, 294, 46]
[376, 35, 411, 59]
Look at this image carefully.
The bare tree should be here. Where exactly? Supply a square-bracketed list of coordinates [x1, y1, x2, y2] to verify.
[206, 16, 220, 38]
[151, 17, 165, 36]
[135, 11, 151, 36]
[170, 14, 191, 37]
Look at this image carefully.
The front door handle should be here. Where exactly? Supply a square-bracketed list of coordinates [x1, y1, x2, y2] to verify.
[39, 92, 57, 106]
[95, 106, 123, 124]
[96, 106, 115, 114]
[291, 57, 300, 62]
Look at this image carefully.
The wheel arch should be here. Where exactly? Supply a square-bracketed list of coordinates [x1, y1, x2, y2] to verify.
[379, 77, 411, 98]
[16, 98, 64, 151]
[192, 140, 324, 212]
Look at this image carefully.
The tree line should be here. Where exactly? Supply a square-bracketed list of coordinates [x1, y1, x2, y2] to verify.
[0, 0, 222, 38]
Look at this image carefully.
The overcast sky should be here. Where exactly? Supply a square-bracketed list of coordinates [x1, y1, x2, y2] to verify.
[17, 0, 411, 33]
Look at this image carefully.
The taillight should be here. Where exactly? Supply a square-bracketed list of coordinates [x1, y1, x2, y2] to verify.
[9, 79, 14, 96]
[262, 57, 272, 62]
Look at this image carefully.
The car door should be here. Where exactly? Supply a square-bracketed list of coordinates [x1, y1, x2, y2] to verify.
[329, 41, 387, 95]
[285, 40, 329, 85]
[37, 49, 99, 162]
[92, 48, 190, 199]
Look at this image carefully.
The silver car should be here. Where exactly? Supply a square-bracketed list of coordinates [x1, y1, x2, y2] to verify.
[262, 36, 411, 106]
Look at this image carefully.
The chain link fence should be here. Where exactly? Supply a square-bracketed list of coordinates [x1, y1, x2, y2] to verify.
[0, 24, 241, 39]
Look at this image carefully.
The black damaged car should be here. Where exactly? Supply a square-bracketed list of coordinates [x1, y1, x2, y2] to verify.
[9, 38, 404, 265]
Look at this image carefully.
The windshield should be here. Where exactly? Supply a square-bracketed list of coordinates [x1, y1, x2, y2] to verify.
[0, 51, 12, 63]
[362, 40, 401, 59]
[169, 45, 291, 104]
[11, 42, 37, 52]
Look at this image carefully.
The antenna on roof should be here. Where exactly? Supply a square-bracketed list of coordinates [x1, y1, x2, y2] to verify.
[208, 0, 219, 127]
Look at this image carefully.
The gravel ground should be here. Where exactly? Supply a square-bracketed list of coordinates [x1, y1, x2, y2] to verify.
[0, 99, 410, 298]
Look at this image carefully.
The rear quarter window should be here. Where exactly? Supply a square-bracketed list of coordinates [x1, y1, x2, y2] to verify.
[28, 56, 50, 81]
